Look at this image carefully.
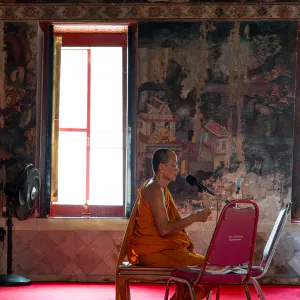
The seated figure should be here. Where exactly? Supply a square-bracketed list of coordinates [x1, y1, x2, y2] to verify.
[125, 148, 215, 300]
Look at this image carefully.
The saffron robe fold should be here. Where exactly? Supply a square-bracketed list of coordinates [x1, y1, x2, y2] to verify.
[115, 180, 204, 300]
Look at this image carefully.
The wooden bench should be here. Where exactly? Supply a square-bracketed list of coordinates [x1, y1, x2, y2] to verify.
[115, 202, 172, 300]
[117, 262, 172, 300]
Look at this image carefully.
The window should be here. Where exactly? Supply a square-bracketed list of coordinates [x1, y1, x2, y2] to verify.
[48, 28, 128, 217]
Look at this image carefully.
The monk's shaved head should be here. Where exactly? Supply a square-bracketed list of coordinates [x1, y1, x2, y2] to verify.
[152, 148, 173, 173]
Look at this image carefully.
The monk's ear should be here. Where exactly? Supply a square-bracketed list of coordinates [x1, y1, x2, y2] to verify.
[158, 162, 165, 173]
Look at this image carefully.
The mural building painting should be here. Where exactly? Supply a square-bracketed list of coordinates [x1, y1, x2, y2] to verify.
[137, 21, 297, 221]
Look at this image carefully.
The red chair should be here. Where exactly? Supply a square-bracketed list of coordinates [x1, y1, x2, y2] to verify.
[164, 200, 259, 300]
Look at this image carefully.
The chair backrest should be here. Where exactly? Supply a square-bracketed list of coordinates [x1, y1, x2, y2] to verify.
[256, 202, 291, 279]
[196, 200, 259, 283]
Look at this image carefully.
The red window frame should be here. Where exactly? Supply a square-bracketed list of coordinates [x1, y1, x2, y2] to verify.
[49, 33, 127, 217]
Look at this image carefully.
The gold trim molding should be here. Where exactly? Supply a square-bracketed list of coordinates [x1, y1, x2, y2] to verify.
[0, 4, 299, 21]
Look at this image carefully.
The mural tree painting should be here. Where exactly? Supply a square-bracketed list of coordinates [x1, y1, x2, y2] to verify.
[137, 21, 297, 220]
[0, 22, 37, 208]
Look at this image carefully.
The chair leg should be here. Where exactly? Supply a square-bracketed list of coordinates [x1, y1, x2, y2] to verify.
[186, 282, 196, 300]
[206, 290, 213, 300]
[125, 280, 131, 300]
[118, 276, 128, 300]
[216, 286, 220, 300]
[244, 283, 252, 300]
[251, 278, 266, 300]
[164, 279, 172, 300]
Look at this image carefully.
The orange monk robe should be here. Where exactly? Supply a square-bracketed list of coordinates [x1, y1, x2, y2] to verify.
[129, 180, 204, 267]
[115, 180, 209, 300]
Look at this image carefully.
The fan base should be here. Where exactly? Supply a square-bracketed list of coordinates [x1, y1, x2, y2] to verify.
[0, 274, 31, 286]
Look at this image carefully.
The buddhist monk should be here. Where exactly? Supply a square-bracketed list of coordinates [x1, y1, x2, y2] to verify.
[123, 148, 215, 300]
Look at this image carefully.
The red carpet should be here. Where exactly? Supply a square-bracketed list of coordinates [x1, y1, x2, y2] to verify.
[1, 283, 300, 300]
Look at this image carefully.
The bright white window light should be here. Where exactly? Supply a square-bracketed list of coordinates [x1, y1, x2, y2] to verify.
[57, 47, 123, 206]
[89, 47, 123, 206]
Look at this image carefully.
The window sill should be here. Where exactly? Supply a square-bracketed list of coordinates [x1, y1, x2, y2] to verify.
[49, 204, 125, 217]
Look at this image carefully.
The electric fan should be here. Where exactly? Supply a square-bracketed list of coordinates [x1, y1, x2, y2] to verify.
[0, 163, 41, 286]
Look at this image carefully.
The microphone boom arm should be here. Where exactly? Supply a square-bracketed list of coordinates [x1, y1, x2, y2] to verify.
[196, 183, 215, 196]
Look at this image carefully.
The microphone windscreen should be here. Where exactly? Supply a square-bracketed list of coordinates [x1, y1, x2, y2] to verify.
[236, 177, 243, 189]
[186, 175, 198, 186]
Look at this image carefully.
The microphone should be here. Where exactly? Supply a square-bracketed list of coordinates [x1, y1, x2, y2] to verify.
[186, 175, 215, 196]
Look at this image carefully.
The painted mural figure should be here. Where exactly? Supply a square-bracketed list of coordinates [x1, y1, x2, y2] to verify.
[125, 148, 215, 300]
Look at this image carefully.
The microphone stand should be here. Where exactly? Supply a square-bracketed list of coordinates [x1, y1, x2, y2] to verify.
[197, 177, 243, 225]
[235, 177, 243, 208]
[197, 187, 231, 225]
[235, 187, 240, 208]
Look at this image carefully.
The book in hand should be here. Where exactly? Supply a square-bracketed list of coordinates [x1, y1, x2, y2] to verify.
[189, 265, 247, 275]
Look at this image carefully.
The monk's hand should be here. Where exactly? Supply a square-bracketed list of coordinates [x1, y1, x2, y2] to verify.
[194, 208, 212, 222]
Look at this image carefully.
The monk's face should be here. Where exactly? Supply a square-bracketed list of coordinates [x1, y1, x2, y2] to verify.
[163, 151, 180, 182]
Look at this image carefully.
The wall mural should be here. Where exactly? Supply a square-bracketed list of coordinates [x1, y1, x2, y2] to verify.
[0, 22, 38, 208]
[137, 21, 297, 221]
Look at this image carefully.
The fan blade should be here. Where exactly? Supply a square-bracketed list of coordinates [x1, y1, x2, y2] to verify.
[13, 164, 41, 220]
